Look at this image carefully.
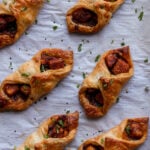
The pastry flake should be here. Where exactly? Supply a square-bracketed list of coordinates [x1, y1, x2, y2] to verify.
[79, 46, 134, 118]
[17, 111, 79, 150]
[0, 48, 73, 111]
[66, 0, 124, 33]
[78, 117, 149, 150]
[0, 0, 44, 48]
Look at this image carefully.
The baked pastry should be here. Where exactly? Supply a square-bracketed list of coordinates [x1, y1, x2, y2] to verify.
[0, 0, 44, 48]
[66, 0, 124, 33]
[0, 48, 73, 111]
[79, 46, 134, 118]
[78, 117, 149, 150]
[17, 111, 79, 150]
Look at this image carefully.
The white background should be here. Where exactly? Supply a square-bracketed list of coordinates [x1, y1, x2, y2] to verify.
[0, 0, 149, 149]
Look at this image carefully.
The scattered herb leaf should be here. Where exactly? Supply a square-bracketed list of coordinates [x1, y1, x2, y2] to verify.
[111, 40, 114, 44]
[144, 86, 149, 92]
[21, 73, 30, 77]
[78, 43, 82, 52]
[121, 42, 125, 46]
[82, 72, 86, 79]
[144, 58, 148, 63]
[95, 55, 100, 62]
[103, 83, 108, 89]
[125, 125, 131, 135]
[66, 110, 70, 114]
[116, 97, 120, 103]
[14, 146, 17, 150]
[2, 0, 7, 5]
[58, 120, 64, 127]
[132, 0, 136, 3]
[24, 146, 30, 150]
[43, 134, 49, 139]
[138, 11, 144, 21]
[40, 64, 46, 72]
[21, 6, 27, 12]
[35, 19, 38, 24]
[77, 84, 80, 88]
[53, 26, 58, 31]
[101, 138, 104, 144]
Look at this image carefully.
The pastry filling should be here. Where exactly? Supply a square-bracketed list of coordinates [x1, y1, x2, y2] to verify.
[105, 52, 130, 75]
[48, 114, 78, 138]
[83, 144, 104, 150]
[72, 8, 98, 27]
[4, 84, 31, 101]
[40, 52, 65, 72]
[48, 115, 70, 138]
[0, 97, 7, 108]
[85, 88, 104, 107]
[125, 121, 143, 140]
[0, 15, 17, 37]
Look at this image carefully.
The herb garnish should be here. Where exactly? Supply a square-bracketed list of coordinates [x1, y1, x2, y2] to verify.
[24, 146, 30, 150]
[35, 19, 38, 24]
[138, 11, 144, 21]
[9, 62, 13, 70]
[14, 146, 17, 150]
[2, 0, 7, 5]
[43, 134, 49, 139]
[111, 40, 114, 44]
[47, 0, 50, 2]
[58, 120, 64, 127]
[21, 73, 30, 77]
[77, 84, 80, 88]
[40, 64, 46, 72]
[78, 43, 82, 52]
[125, 125, 131, 135]
[131, 0, 136, 3]
[116, 97, 120, 103]
[121, 42, 125, 46]
[144, 86, 149, 92]
[82, 72, 86, 79]
[101, 138, 104, 144]
[53, 26, 58, 31]
[95, 55, 100, 62]
[21, 6, 27, 12]
[144, 58, 148, 63]
[66, 110, 70, 114]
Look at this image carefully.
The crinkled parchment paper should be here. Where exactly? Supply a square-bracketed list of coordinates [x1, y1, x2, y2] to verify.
[0, 0, 149, 149]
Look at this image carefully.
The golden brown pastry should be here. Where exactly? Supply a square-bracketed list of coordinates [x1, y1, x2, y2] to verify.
[66, 0, 124, 33]
[0, 0, 44, 48]
[79, 46, 134, 118]
[0, 48, 73, 111]
[78, 117, 149, 150]
[17, 111, 79, 150]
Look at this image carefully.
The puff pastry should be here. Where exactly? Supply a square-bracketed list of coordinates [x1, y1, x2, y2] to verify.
[0, 0, 44, 48]
[0, 48, 73, 111]
[17, 111, 79, 150]
[78, 117, 149, 150]
[79, 46, 134, 118]
[66, 0, 124, 33]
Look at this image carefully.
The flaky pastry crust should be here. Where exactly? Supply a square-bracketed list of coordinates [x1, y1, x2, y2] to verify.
[78, 117, 149, 150]
[0, 0, 44, 48]
[0, 48, 73, 111]
[66, 0, 124, 33]
[79, 46, 134, 118]
[17, 111, 79, 150]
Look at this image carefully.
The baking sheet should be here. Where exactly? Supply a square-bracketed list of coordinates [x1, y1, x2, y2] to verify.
[0, 0, 150, 149]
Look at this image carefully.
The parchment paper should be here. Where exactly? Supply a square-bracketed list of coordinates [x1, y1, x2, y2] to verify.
[0, 0, 149, 149]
